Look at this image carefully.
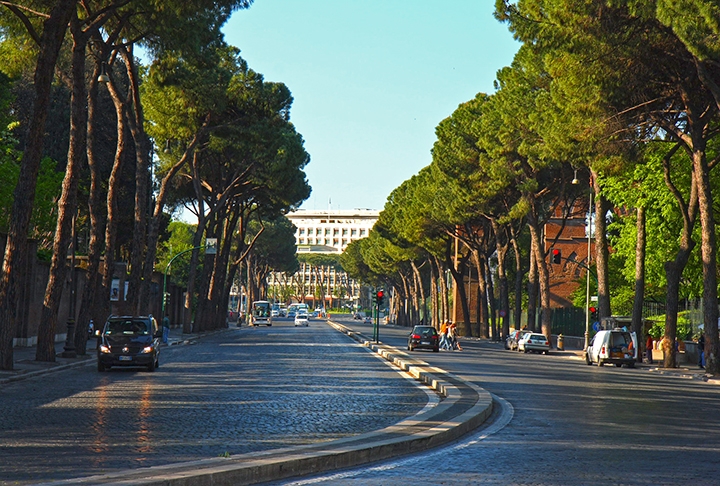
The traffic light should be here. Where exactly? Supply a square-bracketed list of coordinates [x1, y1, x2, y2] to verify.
[552, 248, 561, 264]
[589, 305, 597, 322]
[376, 289, 385, 307]
[163, 292, 170, 307]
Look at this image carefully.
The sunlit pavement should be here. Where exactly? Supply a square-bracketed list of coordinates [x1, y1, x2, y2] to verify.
[1, 320, 493, 485]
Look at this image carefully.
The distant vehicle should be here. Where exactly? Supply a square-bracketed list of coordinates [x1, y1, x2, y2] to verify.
[294, 312, 309, 327]
[279, 304, 287, 317]
[407, 325, 439, 352]
[271, 309, 279, 318]
[97, 316, 161, 372]
[250, 301, 272, 326]
[585, 329, 637, 367]
[505, 329, 530, 350]
[364, 316, 372, 324]
[517, 333, 550, 354]
[353, 313, 361, 320]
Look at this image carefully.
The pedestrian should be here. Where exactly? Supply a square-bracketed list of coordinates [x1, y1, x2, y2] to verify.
[439, 321, 450, 350]
[449, 322, 462, 351]
[698, 332, 705, 369]
[645, 334, 654, 364]
[162, 315, 170, 344]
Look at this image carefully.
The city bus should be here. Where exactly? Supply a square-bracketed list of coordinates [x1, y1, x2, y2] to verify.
[250, 300, 272, 326]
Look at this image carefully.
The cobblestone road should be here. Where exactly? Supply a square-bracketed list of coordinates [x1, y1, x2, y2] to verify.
[0, 320, 430, 485]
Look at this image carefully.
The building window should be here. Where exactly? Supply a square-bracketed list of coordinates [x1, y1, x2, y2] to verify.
[299, 238, 305, 244]
[342, 228, 348, 235]
[333, 238, 339, 245]
[325, 228, 330, 235]
[360, 229, 366, 236]
[299, 228, 305, 235]
[342, 238, 347, 246]
[351, 229, 357, 236]
[333, 229, 339, 236]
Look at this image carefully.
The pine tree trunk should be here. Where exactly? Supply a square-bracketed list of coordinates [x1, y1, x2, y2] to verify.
[0, 0, 76, 371]
[593, 172, 612, 320]
[36, 21, 88, 362]
[631, 206, 646, 363]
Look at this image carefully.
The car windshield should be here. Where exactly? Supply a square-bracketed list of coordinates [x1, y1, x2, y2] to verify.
[413, 326, 436, 337]
[105, 319, 150, 335]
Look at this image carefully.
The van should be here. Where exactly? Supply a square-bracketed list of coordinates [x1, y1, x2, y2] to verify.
[585, 329, 637, 367]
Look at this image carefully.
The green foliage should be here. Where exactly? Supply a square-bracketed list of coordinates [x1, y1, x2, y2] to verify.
[646, 313, 693, 341]
[157, 221, 197, 286]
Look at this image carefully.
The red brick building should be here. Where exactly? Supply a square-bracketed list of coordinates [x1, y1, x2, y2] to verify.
[545, 198, 595, 307]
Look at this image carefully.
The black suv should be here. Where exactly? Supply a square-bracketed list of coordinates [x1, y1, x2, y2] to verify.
[97, 316, 161, 372]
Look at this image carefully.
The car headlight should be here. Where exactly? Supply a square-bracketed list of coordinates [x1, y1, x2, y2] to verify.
[140, 345, 154, 354]
[99, 344, 111, 354]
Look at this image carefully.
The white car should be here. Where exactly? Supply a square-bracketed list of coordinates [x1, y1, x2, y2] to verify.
[517, 332, 550, 354]
[294, 313, 309, 327]
[585, 329, 637, 367]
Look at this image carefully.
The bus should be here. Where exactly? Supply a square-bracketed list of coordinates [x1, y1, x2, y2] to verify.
[250, 301, 272, 326]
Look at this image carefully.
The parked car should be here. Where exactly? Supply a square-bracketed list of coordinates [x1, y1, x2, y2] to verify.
[505, 330, 530, 350]
[517, 332, 550, 354]
[97, 316, 161, 372]
[364, 316, 372, 324]
[585, 329, 637, 367]
[353, 313, 362, 320]
[294, 312, 309, 327]
[407, 325, 440, 352]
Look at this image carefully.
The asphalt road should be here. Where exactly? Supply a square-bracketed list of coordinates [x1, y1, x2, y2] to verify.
[0, 318, 429, 485]
[286, 318, 720, 485]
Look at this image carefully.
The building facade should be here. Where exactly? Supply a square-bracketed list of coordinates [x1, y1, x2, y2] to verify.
[268, 209, 380, 308]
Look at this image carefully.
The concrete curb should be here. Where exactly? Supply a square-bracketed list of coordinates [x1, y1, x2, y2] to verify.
[37, 321, 494, 486]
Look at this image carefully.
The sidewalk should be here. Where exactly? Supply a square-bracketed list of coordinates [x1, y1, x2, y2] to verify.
[0, 326, 195, 386]
[553, 345, 720, 384]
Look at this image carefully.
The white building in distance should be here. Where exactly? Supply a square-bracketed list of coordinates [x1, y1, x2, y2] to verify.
[287, 208, 380, 254]
[268, 209, 379, 309]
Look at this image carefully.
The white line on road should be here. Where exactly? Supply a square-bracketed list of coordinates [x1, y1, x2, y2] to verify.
[282, 394, 514, 485]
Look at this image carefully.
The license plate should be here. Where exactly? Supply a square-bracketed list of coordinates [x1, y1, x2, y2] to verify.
[119, 355, 132, 361]
[421, 341, 430, 345]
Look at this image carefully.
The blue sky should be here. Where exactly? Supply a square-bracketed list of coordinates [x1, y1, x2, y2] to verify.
[224, 2, 520, 212]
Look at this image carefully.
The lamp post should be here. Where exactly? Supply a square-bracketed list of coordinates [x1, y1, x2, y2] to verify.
[573, 171, 593, 349]
[162, 240, 218, 318]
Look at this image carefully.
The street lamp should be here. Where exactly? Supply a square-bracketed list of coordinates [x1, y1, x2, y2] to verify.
[573, 173, 593, 349]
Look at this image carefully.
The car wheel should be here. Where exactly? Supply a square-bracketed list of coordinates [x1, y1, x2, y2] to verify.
[97, 361, 106, 372]
[615, 363, 622, 367]
[155, 357, 160, 369]
[524, 348, 529, 353]
[409, 345, 414, 352]
[585, 353, 592, 365]
[627, 362, 635, 368]
[433, 346, 439, 352]
[598, 360, 604, 367]
[147, 356, 156, 372]
[544, 350, 549, 355]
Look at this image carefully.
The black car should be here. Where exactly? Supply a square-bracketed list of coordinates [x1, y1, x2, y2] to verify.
[407, 325, 439, 352]
[97, 316, 161, 372]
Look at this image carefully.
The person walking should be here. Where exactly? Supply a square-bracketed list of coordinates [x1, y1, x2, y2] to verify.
[162, 315, 170, 344]
[439, 321, 450, 350]
[645, 334, 654, 364]
[448, 322, 462, 351]
[698, 332, 706, 369]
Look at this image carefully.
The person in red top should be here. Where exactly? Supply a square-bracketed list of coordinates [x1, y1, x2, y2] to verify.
[645, 334, 654, 364]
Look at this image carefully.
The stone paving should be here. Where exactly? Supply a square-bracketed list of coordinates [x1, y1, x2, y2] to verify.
[0, 321, 431, 485]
